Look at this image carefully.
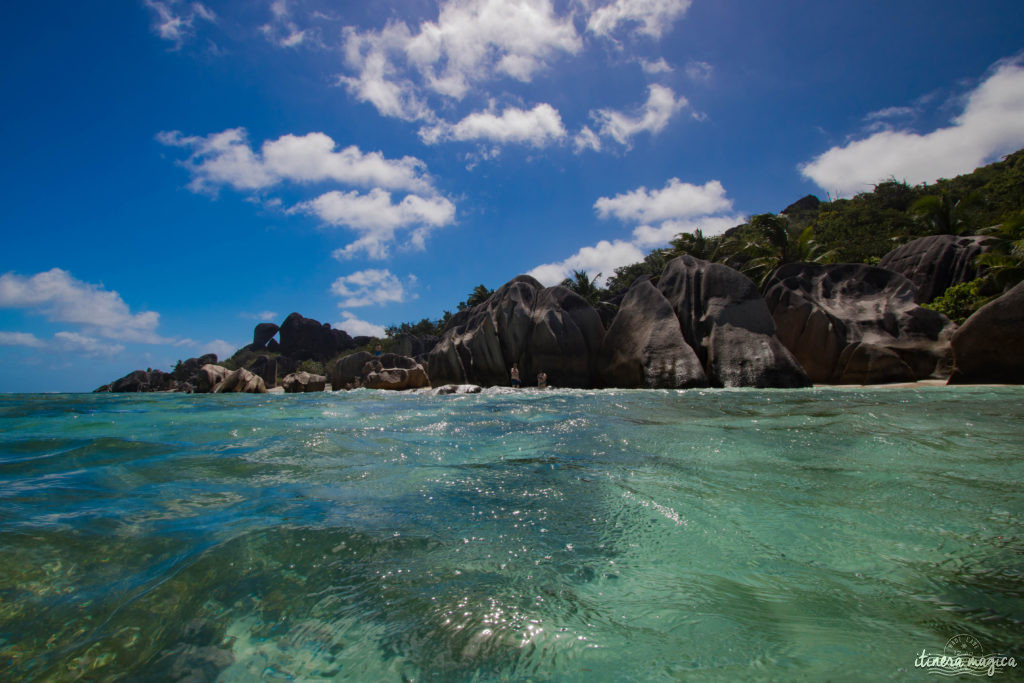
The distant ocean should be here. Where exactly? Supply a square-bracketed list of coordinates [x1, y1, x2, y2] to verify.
[1, 387, 1022, 680]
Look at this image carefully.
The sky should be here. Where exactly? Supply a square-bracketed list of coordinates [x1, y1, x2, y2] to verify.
[2, 1, 1024, 393]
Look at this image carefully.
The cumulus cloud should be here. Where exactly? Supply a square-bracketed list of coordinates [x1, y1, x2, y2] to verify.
[640, 58, 673, 74]
[0, 331, 46, 348]
[0, 330, 124, 357]
[420, 103, 567, 146]
[330, 269, 415, 308]
[144, 0, 216, 48]
[158, 128, 435, 194]
[335, 311, 386, 338]
[531, 177, 743, 285]
[0, 268, 167, 344]
[800, 58, 1024, 197]
[595, 178, 733, 223]
[587, 0, 691, 39]
[53, 332, 125, 358]
[591, 84, 688, 146]
[339, 0, 581, 119]
[573, 126, 602, 153]
[294, 189, 455, 259]
[528, 239, 646, 286]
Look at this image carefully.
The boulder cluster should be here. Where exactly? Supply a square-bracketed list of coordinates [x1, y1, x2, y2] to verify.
[96, 234, 1024, 393]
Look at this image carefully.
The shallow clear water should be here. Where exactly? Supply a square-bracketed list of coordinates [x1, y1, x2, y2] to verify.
[1, 387, 1022, 680]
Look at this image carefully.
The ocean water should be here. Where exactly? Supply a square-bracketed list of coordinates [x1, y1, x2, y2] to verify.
[1, 387, 1022, 681]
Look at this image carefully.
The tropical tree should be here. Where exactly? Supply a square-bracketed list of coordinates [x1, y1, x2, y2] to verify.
[910, 192, 979, 235]
[560, 269, 603, 304]
[738, 214, 839, 288]
[975, 210, 1024, 292]
[458, 284, 494, 310]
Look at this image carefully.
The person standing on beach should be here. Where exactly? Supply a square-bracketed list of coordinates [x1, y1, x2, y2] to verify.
[537, 371, 547, 389]
[510, 364, 521, 388]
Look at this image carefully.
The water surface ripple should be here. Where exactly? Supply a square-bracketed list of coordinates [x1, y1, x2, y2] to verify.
[1, 387, 1022, 680]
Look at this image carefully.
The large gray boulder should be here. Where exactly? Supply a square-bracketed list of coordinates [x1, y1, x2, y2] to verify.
[764, 263, 955, 384]
[362, 353, 430, 390]
[102, 369, 175, 393]
[948, 280, 1024, 384]
[194, 364, 231, 393]
[427, 276, 604, 388]
[597, 278, 707, 388]
[282, 371, 327, 393]
[252, 323, 280, 349]
[329, 351, 373, 389]
[248, 355, 277, 388]
[213, 367, 267, 393]
[658, 255, 810, 387]
[879, 234, 993, 303]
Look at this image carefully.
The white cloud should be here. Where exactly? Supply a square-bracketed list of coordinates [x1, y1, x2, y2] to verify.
[296, 189, 455, 259]
[158, 128, 435, 194]
[594, 178, 732, 223]
[201, 339, 237, 360]
[587, 0, 691, 39]
[573, 126, 602, 153]
[335, 312, 386, 338]
[260, 0, 312, 48]
[420, 103, 567, 146]
[338, 0, 581, 120]
[0, 331, 46, 348]
[241, 311, 279, 321]
[528, 239, 646, 286]
[531, 177, 743, 285]
[330, 269, 414, 308]
[144, 0, 216, 48]
[591, 84, 688, 146]
[53, 332, 125, 358]
[0, 330, 124, 357]
[684, 60, 712, 81]
[801, 58, 1024, 197]
[631, 214, 745, 247]
[640, 58, 673, 74]
[0, 269, 167, 343]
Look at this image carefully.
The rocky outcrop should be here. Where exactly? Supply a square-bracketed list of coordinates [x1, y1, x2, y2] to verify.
[329, 351, 374, 389]
[658, 256, 810, 387]
[282, 371, 327, 393]
[100, 369, 175, 393]
[426, 384, 483, 395]
[252, 323, 280, 349]
[391, 334, 440, 359]
[948, 281, 1024, 384]
[213, 367, 267, 393]
[597, 278, 707, 388]
[764, 263, 955, 384]
[878, 234, 993, 303]
[428, 276, 604, 388]
[194, 364, 231, 393]
[248, 355, 277, 389]
[362, 353, 430, 390]
[278, 312, 355, 361]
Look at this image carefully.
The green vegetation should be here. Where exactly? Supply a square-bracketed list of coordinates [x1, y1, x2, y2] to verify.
[922, 281, 996, 325]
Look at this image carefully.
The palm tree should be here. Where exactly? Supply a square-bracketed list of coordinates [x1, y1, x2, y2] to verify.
[975, 210, 1024, 292]
[459, 284, 494, 310]
[560, 269, 602, 304]
[910, 192, 979, 235]
[739, 215, 839, 288]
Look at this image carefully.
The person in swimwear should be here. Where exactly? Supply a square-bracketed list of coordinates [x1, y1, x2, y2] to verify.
[510, 364, 521, 388]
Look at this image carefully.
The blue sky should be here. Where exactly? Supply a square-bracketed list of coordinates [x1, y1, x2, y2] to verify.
[2, 1, 1024, 392]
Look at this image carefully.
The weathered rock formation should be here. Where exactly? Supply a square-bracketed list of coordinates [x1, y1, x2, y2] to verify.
[277, 312, 355, 361]
[194, 364, 231, 393]
[329, 351, 373, 389]
[657, 256, 811, 387]
[252, 323, 280, 348]
[248, 355, 277, 389]
[597, 277, 708, 388]
[427, 276, 604, 388]
[363, 353, 430, 390]
[282, 371, 327, 393]
[98, 369, 175, 393]
[878, 234, 993, 303]
[764, 263, 955, 384]
[948, 280, 1024, 384]
[213, 367, 267, 393]
[391, 334, 440, 360]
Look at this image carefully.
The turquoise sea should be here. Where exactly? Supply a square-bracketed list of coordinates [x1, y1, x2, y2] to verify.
[1, 387, 1022, 680]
